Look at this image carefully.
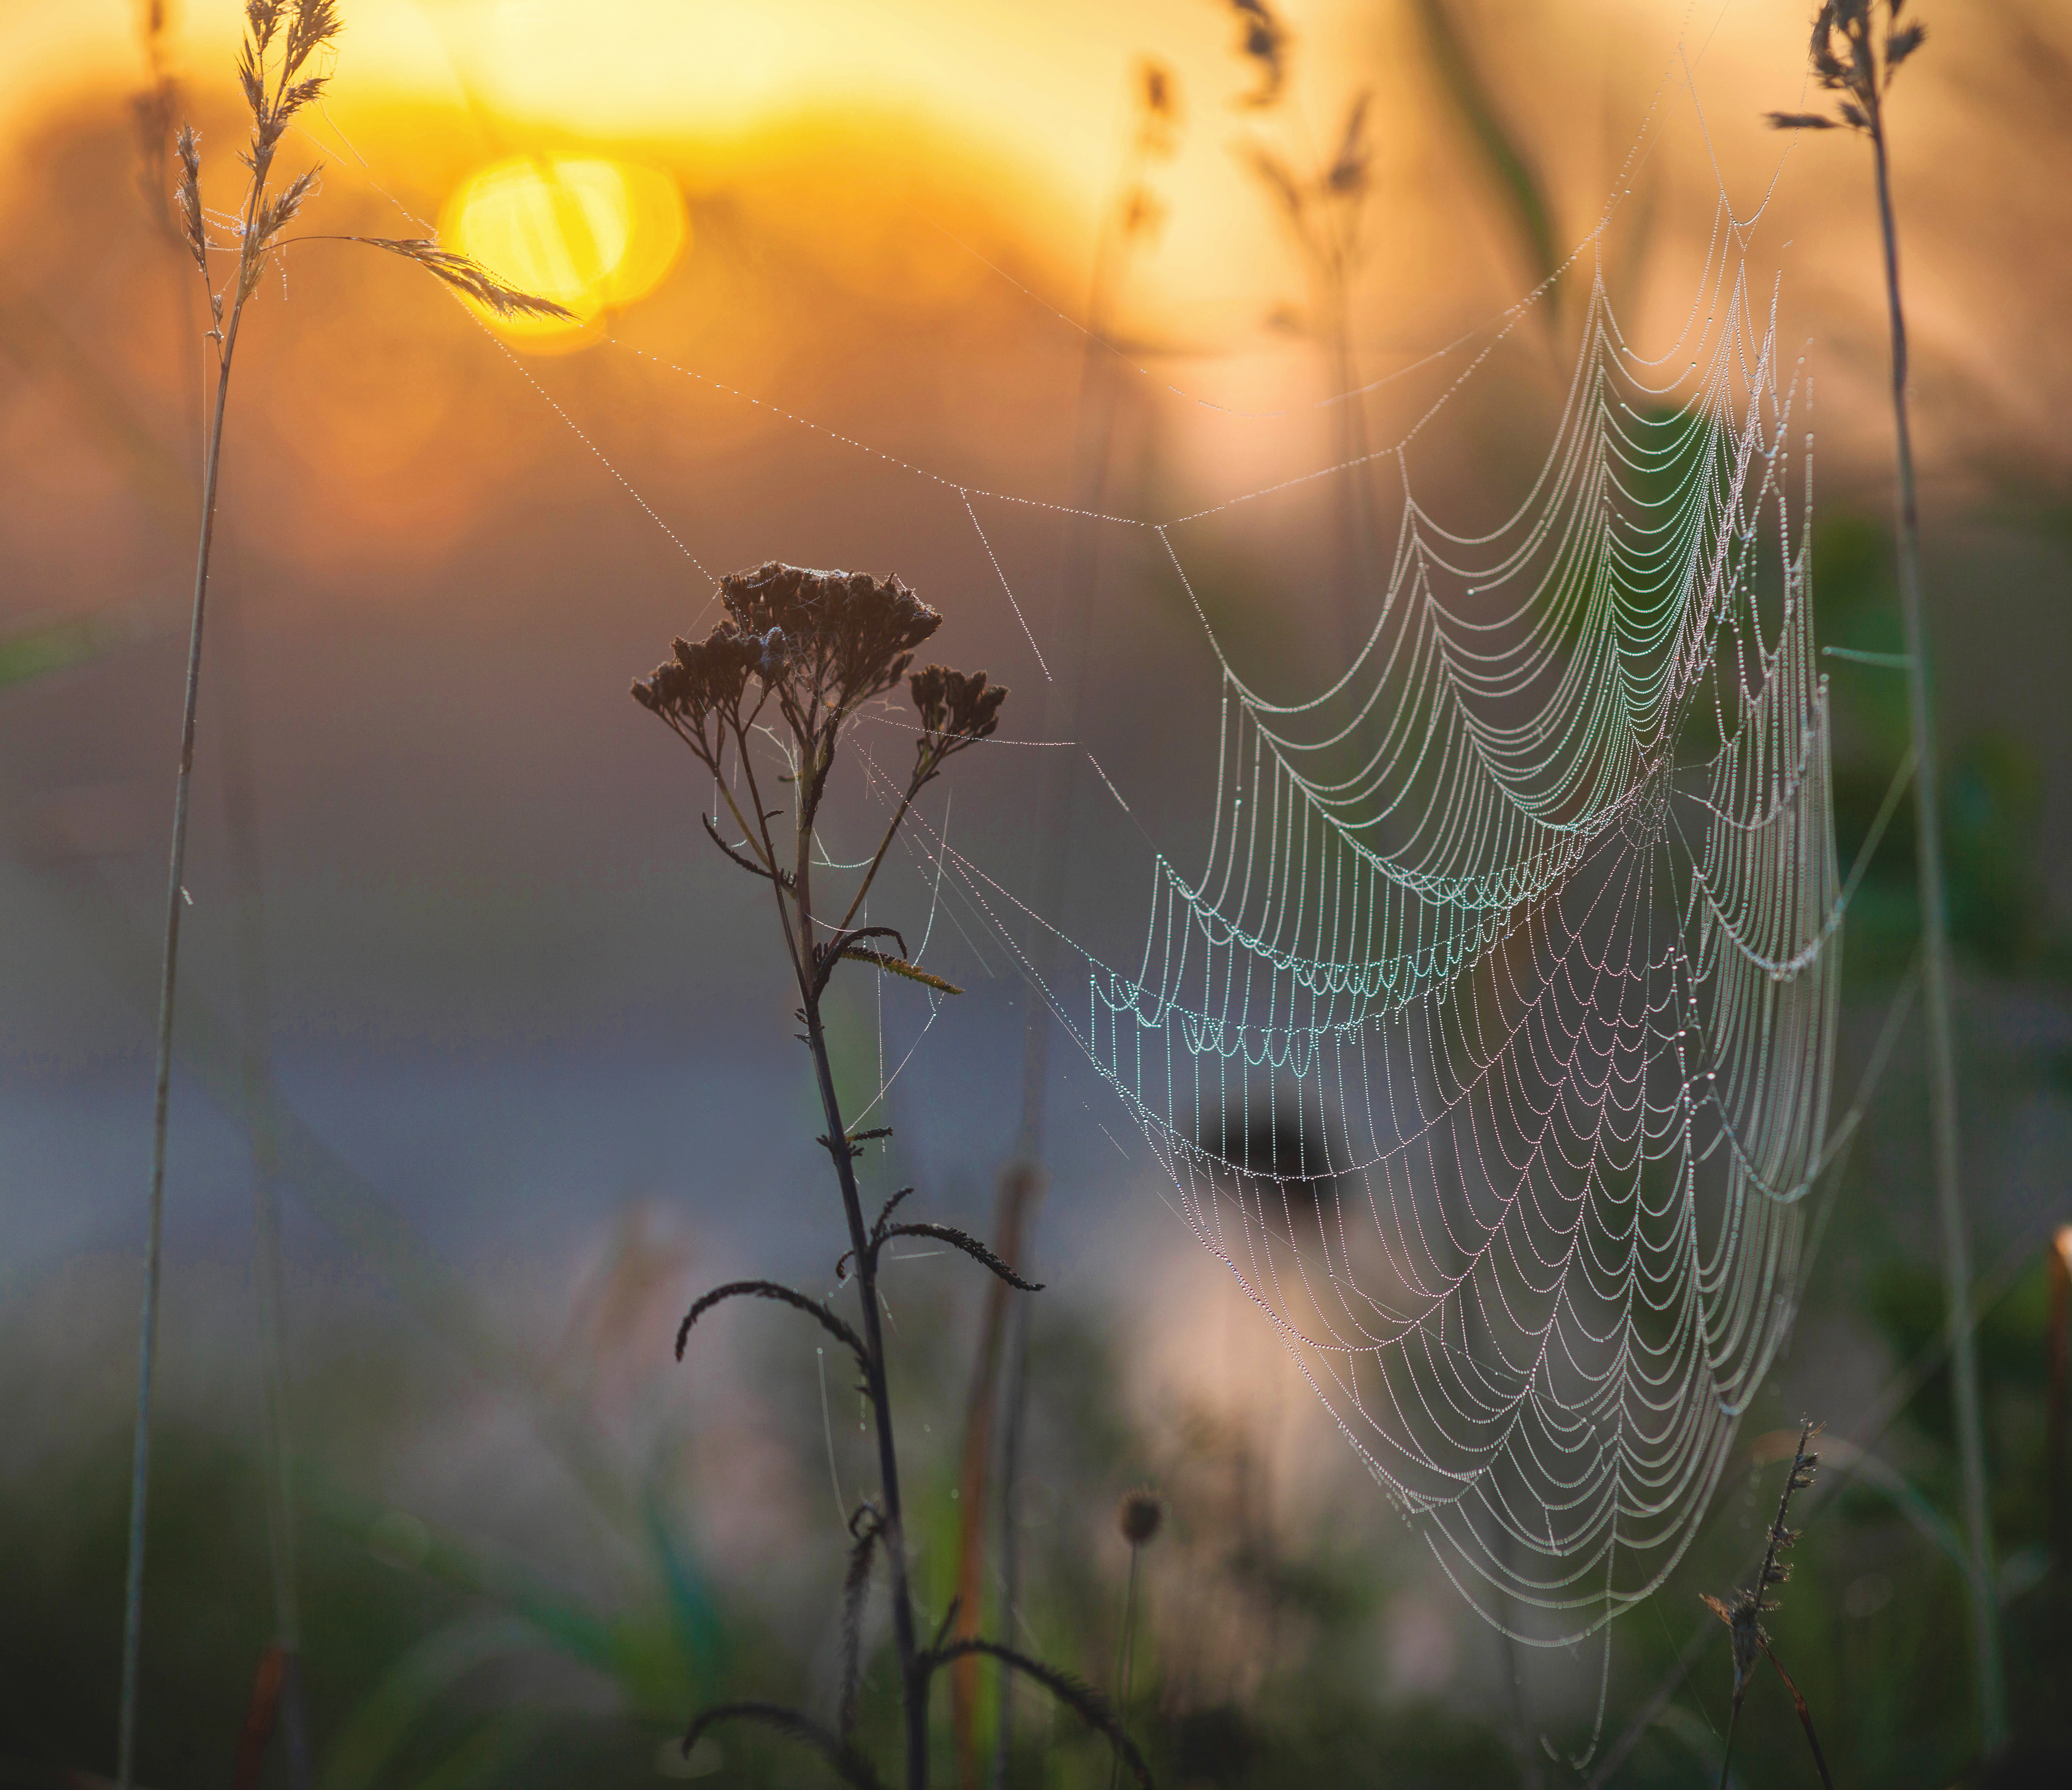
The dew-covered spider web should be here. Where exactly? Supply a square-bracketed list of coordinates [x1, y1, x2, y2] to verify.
[303, 42, 1842, 1656]
[1072, 261, 1835, 1646]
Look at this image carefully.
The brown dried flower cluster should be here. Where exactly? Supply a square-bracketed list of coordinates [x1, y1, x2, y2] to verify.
[725, 562, 944, 730]
[630, 626, 762, 762]
[633, 563, 1006, 799]
[909, 664, 1008, 766]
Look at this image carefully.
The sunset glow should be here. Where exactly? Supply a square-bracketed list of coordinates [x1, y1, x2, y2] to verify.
[440, 156, 687, 345]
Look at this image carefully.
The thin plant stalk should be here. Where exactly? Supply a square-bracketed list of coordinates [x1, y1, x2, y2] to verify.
[1107, 1547, 1142, 1790]
[2050, 1227, 2071, 1583]
[954, 1162, 1037, 1785]
[1105, 1492, 1162, 1790]
[1769, 5, 2005, 1745]
[783, 763, 929, 1786]
[1865, 33, 2005, 1754]
[989, 1290, 1034, 1785]
[1703, 1423, 1830, 1790]
[809, 1004, 929, 1785]
[135, 14, 313, 1765]
[122, 27, 314, 1769]
[118, 305, 245, 1790]
[1713, 1646, 1835, 1790]
[117, 12, 569, 1780]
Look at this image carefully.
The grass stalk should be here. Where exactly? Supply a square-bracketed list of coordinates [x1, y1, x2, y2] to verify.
[1702, 1423, 1828, 1790]
[116, 12, 568, 1781]
[1864, 38, 2006, 1759]
[118, 314, 243, 1790]
[1106, 1549, 1141, 1790]
[1769, 5, 2005, 1746]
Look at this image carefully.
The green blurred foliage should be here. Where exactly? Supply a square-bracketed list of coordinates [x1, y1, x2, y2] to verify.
[1817, 516, 2063, 981]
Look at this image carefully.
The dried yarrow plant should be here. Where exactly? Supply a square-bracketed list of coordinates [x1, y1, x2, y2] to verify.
[118, 8, 568, 1788]
[635, 563, 1152, 1790]
[1702, 1422, 1833, 1790]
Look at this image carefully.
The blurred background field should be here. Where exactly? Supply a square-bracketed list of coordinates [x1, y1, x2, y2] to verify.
[2, 1, 2070, 1786]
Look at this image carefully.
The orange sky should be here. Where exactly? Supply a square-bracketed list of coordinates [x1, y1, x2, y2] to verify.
[0, 0, 1894, 362]
[1, 0, 2066, 565]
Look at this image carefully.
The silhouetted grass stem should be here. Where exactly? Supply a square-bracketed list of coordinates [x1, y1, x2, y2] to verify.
[119, 284, 245, 1790]
[1866, 67, 2007, 1754]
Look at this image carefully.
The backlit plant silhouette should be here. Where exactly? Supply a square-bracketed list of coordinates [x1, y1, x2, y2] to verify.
[1702, 1423, 1833, 1790]
[632, 562, 1151, 1789]
[119, 7, 568, 1787]
[1768, 1, 2006, 1745]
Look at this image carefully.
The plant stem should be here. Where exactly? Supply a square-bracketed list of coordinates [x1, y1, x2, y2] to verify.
[804, 973, 928, 1790]
[118, 303, 243, 1790]
[1714, 1687, 1743, 1790]
[2048, 1231, 2070, 1585]
[1107, 1546, 1142, 1790]
[1763, 1647, 1835, 1790]
[1866, 104, 2007, 1752]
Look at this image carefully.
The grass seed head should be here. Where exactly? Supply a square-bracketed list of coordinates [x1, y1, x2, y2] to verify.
[1117, 1488, 1165, 1548]
[1769, 1, 1927, 133]
[174, 126, 207, 272]
[352, 237, 579, 321]
[1703, 1419, 1823, 1692]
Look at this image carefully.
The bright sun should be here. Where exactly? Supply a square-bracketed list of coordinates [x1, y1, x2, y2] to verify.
[440, 156, 687, 347]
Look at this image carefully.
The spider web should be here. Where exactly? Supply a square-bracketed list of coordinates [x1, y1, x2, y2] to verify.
[1063, 244, 1837, 1644]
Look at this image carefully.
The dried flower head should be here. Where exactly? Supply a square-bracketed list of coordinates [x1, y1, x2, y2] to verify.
[633, 565, 1000, 814]
[1768, 0, 1926, 133]
[1117, 1488, 1164, 1548]
[631, 627, 764, 767]
[909, 663, 1008, 770]
[718, 563, 943, 728]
